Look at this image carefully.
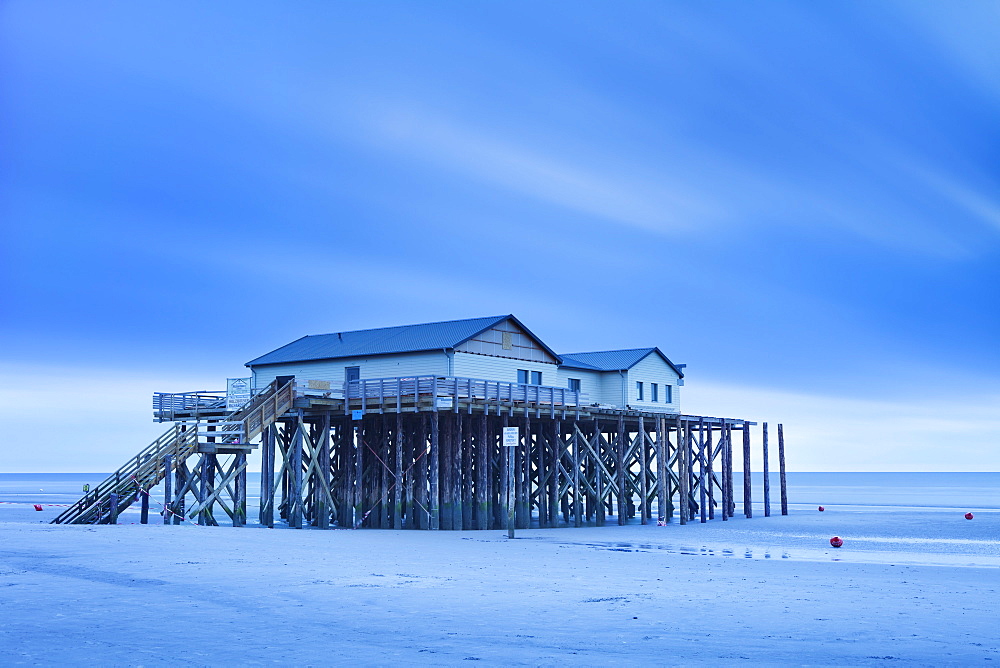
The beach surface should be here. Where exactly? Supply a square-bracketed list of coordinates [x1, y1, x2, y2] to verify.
[1, 475, 998, 666]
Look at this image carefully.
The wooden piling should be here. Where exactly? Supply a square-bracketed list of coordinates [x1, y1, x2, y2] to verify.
[762, 422, 771, 518]
[162, 454, 173, 525]
[234, 451, 247, 527]
[394, 411, 404, 528]
[316, 414, 331, 529]
[108, 493, 119, 525]
[720, 422, 728, 522]
[676, 415, 687, 525]
[778, 423, 788, 516]
[429, 411, 440, 530]
[742, 423, 752, 518]
[698, 417, 707, 524]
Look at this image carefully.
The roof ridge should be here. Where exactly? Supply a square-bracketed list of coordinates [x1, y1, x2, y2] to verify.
[561, 347, 656, 356]
[306, 314, 510, 338]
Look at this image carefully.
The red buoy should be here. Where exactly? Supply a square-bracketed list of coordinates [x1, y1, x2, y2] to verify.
[33, 504, 43, 511]
[829, 536, 843, 548]
[965, 512, 974, 520]
[818, 506, 825, 512]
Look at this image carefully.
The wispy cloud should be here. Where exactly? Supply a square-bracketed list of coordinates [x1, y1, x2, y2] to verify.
[361, 108, 724, 235]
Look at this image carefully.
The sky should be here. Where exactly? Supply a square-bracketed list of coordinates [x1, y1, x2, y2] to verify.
[1, 2, 998, 471]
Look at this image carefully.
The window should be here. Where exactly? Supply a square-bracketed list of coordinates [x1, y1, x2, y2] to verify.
[518, 369, 542, 385]
[651, 383, 658, 402]
[568, 378, 581, 392]
[664, 385, 672, 403]
[636, 381, 644, 401]
[345, 366, 360, 383]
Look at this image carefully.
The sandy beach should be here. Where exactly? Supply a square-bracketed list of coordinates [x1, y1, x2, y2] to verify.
[2, 487, 997, 667]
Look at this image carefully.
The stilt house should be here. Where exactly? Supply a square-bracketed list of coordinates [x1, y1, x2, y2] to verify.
[246, 315, 685, 413]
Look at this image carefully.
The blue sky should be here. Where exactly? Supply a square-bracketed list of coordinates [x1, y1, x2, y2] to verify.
[2, 2, 998, 471]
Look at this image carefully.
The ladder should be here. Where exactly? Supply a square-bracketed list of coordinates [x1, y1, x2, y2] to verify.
[51, 378, 295, 525]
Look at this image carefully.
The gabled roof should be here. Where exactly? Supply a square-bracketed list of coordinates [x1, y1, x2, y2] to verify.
[559, 347, 684, 377]
[246, 315, 559, 366]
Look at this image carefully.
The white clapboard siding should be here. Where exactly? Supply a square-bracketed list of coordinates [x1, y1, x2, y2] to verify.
[625, 352, 681, 412]
[251, 351, 449, 389]
[451, 352, 558, 385]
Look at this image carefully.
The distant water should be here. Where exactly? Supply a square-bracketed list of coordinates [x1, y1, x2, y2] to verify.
[1, 472, 997, 513]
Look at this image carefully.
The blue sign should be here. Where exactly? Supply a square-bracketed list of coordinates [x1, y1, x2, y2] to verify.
[352, 410, 363, 420]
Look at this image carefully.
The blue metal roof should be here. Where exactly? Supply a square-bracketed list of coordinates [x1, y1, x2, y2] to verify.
[559, 348, 684, 377]
[247, 315, 517, 366]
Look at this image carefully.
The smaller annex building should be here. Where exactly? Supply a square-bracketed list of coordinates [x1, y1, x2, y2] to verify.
[246, 315, 685, 413]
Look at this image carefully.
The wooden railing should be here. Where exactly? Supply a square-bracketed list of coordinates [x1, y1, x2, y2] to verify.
[238, 378, 295, 442]
[345, 375, 586, 411]
[152, 391, 226, 422]
[51, 425, 199, 525]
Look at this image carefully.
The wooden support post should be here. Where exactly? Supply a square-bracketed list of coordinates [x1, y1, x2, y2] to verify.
[616, 416, 626, 526]
[705, 421, 714, 521]
[638, 416, 648, 525]
[394, 411, 404, 529]
[727, 423, 736, 518]
[517, 415, 530, 530]
[260, 425, 275, 527]
[454, 412, 465, 530]
[172, 465, 185, 525]
[595, 421, 605, 527]
[353, 419, 363, 528]
[537, 421, 548, 529]
[429, 411, 440, 530]
[477, 414, 488, 530]
[405, 415, 415, 529]
[719, 420, 732, 522]
[162, 454, 173, 525]
[416, 415, 427, 529]
[440, 416, 453, 530]
[140, 486, 149, 524]
[698, 417, 707, 524]
[108, 493, 119, 525]
[743, 423, 753, 518]
[317, 414, 331, 529]
[290, 417, 304, 529]
[572, 422, 582, 528]
[550, 421, 560, 528]
[677, 416, 687, 525]
[197, 455, 209, 526]
[234, 451, 247, 527]
[686, 420, 696, 522]
[778, 423, 788, 516]
[655, 418, 666, 523]
[506, 422, 515, 538]
[762, 422, 771, 518]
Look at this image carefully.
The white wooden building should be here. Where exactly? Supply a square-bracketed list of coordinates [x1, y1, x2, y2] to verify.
[246, 315, 685, 413]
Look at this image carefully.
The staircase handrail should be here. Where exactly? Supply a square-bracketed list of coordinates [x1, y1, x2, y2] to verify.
[50, 425, 199, 524]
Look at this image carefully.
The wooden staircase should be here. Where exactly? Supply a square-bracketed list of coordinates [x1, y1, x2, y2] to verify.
[51, 379, 295, 525]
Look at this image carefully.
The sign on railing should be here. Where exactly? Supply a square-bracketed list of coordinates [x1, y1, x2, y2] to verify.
[226, 378, 253, 411]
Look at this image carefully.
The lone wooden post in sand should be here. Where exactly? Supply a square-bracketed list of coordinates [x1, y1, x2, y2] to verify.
[778, 423, 788, 516]
[108, 493, 119, 525]
[503, 426, 519, 538]
[762, 422, 770, 518]
[743, 424, 752, 518]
